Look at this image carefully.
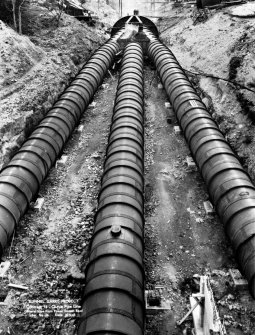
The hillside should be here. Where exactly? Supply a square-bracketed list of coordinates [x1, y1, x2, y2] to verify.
[0, 2, 255, 334]
[0, 0, 117, 168]
[158, 3, 255, 181]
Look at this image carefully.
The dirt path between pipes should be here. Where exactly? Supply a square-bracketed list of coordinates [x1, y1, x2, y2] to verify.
[143, 66, 255, 335]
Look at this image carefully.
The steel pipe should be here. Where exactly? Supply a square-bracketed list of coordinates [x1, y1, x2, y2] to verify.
[111, 15, 159, 38]
[78, 42, 145, 335]
[148, 39, 255, 298]
[0, 39, 119, 257]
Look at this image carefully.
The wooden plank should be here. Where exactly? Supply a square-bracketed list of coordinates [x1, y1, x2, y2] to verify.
[190, 296, 204, 335]
[8, 283, 28, 290]
[177, 298, 201, 325]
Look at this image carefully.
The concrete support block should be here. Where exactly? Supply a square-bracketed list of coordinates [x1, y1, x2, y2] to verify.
[77, 125, 84, 133]
[89, 102, 97, 108]
[34, 198, 45, 212]
[174, 126, 182, 135]
[0, 261, 11, 278]
[229, 269, 248, 290]
[203, 201, 215, 215]
[186, 156, 197, 171]
[145, 289, 171, 315]
[56, 155, 68, 168]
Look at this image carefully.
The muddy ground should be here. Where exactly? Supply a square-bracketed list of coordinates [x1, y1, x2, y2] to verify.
[0, 1, 255, 335]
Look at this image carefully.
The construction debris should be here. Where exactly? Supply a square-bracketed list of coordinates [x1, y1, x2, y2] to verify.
[179, 275, 227, 335]
[8, 283, 28, 290]
[0, 261, 11, 278]
[229, 269, 248, 290]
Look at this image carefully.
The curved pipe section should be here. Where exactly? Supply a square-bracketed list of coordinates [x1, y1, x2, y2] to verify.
[111, 15, 159, 38]
[0, 39, 120, 258]
[148, 39, 255, 298]
[78, 42, 145, 335]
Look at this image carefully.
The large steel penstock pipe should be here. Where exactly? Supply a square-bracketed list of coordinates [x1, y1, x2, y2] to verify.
[148, 39, 255, 298]
[0, 39, 119, 258]
[78, 42, 145, 334]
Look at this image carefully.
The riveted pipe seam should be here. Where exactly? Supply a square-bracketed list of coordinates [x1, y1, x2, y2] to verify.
[18, 143, 59, 169]
[46, 111, 76, 131]
[84, 275, 144, 299]
[0, 177, 32, 204]
[103, 164, 144, 185]
[103, 157, 143, 174]
[102, 165, 143, 183]
[111, 121, 144, 134]
[84, 269, 143, 287]
[86, 248, 145, 272]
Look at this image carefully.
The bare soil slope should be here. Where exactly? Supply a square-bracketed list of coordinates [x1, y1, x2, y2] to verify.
[0, 2, 116, 169]
[159, 3, 255, 181]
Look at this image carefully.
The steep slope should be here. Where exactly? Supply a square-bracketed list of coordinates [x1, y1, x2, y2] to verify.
[0, 4, 115, 168]
[159, 4, 255, 181]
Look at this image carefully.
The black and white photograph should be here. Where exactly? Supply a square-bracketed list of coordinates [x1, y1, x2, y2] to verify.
[0, 0, 255, 334]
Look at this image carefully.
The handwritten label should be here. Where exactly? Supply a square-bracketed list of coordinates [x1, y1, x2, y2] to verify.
[25, 299, 82, 318]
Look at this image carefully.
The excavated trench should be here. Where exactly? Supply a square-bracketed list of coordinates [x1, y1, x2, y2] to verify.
[229, 55, 255, 122]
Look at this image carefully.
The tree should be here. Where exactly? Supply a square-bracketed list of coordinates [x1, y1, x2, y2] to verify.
[11, 0, 18, 31]
[0, 0, 13, 25]
[42, 0, 65, 26]
[0, 0, 30, 33]
[17, 0, 27, 33]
